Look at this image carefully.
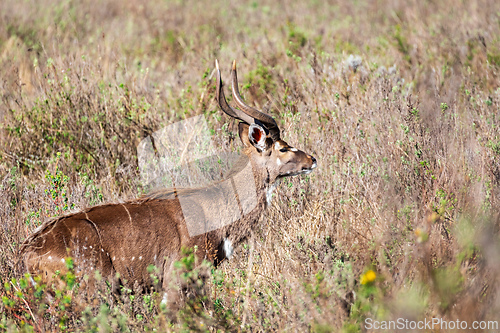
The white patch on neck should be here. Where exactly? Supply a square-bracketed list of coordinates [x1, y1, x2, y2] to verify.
[30, 277, 37, 287]
[266, 182, 278, 205]
[223, 238, 234, 259]
[161, 292, 168, 305]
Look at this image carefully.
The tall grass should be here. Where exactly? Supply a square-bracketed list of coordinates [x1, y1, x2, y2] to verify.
[1, 0, 500, 331]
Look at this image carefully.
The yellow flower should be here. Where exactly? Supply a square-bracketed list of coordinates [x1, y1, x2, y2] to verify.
[428, 212, 440, 223]
[414, 228, 429, 243]
[360, 270, 376, 285]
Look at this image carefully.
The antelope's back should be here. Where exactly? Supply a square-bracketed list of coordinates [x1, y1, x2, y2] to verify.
[21, 197, 185, 288]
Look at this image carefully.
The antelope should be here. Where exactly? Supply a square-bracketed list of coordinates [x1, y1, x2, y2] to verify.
[20, 60, 317, 307]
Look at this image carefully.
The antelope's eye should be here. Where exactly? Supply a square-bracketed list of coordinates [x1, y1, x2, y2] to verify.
[279, 148, 288, 153]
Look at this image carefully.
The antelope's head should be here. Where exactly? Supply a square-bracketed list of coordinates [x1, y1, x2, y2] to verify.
[215, 60, 317, 185]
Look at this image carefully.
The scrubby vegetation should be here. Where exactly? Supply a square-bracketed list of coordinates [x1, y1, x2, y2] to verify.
[1, 0, 500, 331]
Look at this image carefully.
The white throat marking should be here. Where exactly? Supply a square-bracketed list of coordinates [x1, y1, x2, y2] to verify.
[266, 182, 278, 205]
[223, 238, 234, 259]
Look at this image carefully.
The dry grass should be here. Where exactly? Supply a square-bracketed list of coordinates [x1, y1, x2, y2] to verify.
[1, 0, 500, 331]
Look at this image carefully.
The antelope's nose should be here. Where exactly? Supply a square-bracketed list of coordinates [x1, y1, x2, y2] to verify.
[311, 156, 317, 168]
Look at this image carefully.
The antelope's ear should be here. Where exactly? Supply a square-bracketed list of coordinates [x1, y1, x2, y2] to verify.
[238, 123, 251, 147]
[238, 122, 267, 151]
[248, 123, 267, 151]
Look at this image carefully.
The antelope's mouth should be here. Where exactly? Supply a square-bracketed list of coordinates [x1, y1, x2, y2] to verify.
[299, 160, 317, 175]
[281, 163, 317, 178]
[311, 160, 317, 170]
[298, 168, 314, 176]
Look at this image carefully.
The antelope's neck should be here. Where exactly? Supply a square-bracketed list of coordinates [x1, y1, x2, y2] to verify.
[219, 175, 276, 245]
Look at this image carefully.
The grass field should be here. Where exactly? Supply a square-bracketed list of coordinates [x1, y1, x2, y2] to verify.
[1, 0, 500, 331]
